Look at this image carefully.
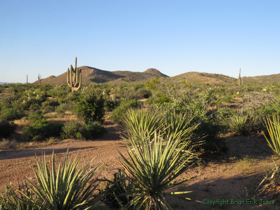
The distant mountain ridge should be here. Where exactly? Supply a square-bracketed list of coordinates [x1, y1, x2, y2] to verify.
[32, 65, 280, 85]
[33, 66, 169, 85]
[242, 73, 280, 84]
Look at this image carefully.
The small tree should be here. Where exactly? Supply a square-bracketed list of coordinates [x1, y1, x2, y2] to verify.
[74, 94, 105, 124]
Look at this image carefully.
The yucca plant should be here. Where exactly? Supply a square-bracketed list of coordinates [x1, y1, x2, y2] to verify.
[164, 111, 199, 143]
[118, 132, 196, 209]
[0, 182, 37, 210]
[256, 115, 280, 195]
[229, 115, 249, 135]
[121, 108, 165, 141]
[100, 169, 134, 209]
[16, 150, 101, 210]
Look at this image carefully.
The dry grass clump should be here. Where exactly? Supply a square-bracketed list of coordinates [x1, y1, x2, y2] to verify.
[0, 139, 17, 150]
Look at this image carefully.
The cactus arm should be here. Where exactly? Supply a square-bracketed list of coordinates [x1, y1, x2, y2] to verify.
[74, 68, 79, 87]
[67, 68, 72, 88]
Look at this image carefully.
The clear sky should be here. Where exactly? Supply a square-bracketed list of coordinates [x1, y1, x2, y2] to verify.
[1, 0, 279, 83]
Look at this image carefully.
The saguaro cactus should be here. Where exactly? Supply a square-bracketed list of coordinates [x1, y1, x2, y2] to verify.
[67, 57, 82, 92]
[238, 68, 241, 86]
[38, 74, 42, 85]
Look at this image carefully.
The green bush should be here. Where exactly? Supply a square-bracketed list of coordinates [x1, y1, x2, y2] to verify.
[0, 120, 17, 139]
[81, 123, 107, 139]
[61, 122, 106, 140]
[74, 94, 105, 124]
[28, 110, 44, 122]
[23, 120, 63, 141]
[111, 99, 141, 123]
[54, 103, 70, 116]
[104, 99, 119, 112]
[155, 93, 173, 104]
[0, 105, 24, 121]
[60, 122, 82, 139]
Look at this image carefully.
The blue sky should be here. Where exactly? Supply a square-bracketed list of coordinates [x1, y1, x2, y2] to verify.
[1, 0, 279, 83]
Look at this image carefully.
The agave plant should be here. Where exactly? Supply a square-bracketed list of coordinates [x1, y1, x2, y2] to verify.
[121, 108, 165, 140]
[118, 132, 196, 209]
[0, 182, 37, 210]
[264, 115, 280, 157]
[256, 115, 280, 195]
[16, 150, 101, 210]
[164, 111, 199, 143]
[229, 115, 249, 135]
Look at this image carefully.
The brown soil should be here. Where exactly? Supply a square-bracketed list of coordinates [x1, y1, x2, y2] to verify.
[1, 121, 280, 209]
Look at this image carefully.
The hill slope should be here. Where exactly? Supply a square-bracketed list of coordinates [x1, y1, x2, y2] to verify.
[167, 72, 236, 85]
[242, 73, 280, 84]
[33, 67, 169, 85]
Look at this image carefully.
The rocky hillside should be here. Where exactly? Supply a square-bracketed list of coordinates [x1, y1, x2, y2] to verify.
[33, 67, 168, 85]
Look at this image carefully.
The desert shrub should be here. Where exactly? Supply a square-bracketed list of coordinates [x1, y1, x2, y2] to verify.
[222, 95, 232, 103]
[41, 105, 55, 114]
[155, 93, 173, 104]
[0, 150, 101, 209]
[20, 98, 40, 111]
[28, 110, 44, 122]
[81, 123, 107, 139]
[194, 115, 228, 153]
[138, 88, 152, 98]
[0, 105, 24, 121]
[0, 139, 17, 150]
[104, 99, 119, 112]
[61, 122, 106, 140]
[39, 84, 53, 92]
[54, 103, 69, 115]
[74, 94, 105, 124]
[152, 92, 228, 153]
[49, 99, 60, 107]
[111, 99, 141, 123]
[60, 122, 82, 139]
[22, 120, 63, 141]
[0, 120, 17, 138]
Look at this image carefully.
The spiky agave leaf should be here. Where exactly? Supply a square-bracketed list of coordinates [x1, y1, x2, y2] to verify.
[121, 108, 166, 141]
[164, 111, 199, 143]
[256, 161, 280, 195]
[18, 149, 101, 210]
[264, 115, 280, 157]
[118, 132, 196, 210]
[256, 115, 280, 196]
[229, 115, 249, 135]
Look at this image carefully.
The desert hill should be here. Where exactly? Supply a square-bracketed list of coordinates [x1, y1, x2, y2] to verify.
[166, 72, 236, 85]
[33, 67, 168, 85]
[33, 64, 280, 86]
[242, 73, 280, 84]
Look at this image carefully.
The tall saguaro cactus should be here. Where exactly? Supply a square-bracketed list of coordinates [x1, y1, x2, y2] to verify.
[67, 57, 82, 92]
[238, 68, 242, 86]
